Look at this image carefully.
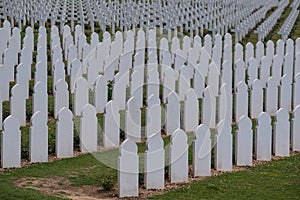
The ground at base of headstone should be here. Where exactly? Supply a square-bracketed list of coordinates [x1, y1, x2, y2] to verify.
[7, 151, 299, 200]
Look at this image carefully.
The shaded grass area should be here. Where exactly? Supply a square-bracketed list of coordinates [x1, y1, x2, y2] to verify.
[151, 154, 300, 200]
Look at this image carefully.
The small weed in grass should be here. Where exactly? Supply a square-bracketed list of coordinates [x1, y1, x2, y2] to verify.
[99, 175, 115, 191]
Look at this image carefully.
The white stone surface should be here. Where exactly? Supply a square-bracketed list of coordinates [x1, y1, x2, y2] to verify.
[125, 97, 141, 142]
[235, 81, 248, 121]
[184, 89, 199, 132]
[74, 77, 89, 116]
[1, 115, 21, 168]
[215, 120, 232, 171]
[80, 104, 97, 153]
[169, 129, 188, 183]
[250, 79, 263, 119]
[235, 116, 252, 166]
[118, 139, 139, 198]
[29, 111, 48, 163]
[10, 84, 26, 126]
[266, 77, 279, 116]
[166, 92, 180, 135]
[193, 124, 211, 177]
[104, 101, 120, 148]
[145, 133, 165, 189]
[255, 112, 272, 161]
[56, 107, 74, 158]
[274, 108, 290, 156]
[292, 105, 300, 151]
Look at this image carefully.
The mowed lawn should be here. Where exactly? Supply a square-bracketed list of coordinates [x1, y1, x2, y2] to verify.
[0, 150, 299, 199]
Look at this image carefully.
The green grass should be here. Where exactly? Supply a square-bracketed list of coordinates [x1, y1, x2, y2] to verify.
[151, 154, 300, 200]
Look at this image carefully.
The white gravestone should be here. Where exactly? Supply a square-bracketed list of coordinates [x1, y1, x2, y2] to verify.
[292, 105, 300, 151]
[94, 75, 108, 113]
[184, 89, 199, 132]
[169, 129, 188, 183]
[10, 84, 26, 126]
[33, 82, 48, 116]
[80, 104, 98, 153]
[29, 111, 48, 163]
[1, 115, 21, 168]
[250, 79, 264, 119]
[215, 120, 232, 171]
[118, 139, 139, 198]
[145, 133, 165, 189]
[166, 92, 180, 135]
[235, 81, 248, 121]
[274, 108, 290, 156]
[255, 112, 272, 161]
[193, 124, 211, 177]
[74, 77, 89, 116]
[265, 77, 279, 116]
[56, 107, 74, 158]
[235, 116, 253, 166]
[54, 80, 69, 119]
[104, 101, 120, 148]
[125, 97, 141, 142]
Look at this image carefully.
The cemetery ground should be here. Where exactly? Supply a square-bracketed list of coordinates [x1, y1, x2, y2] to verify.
[1, 1, 300, 199]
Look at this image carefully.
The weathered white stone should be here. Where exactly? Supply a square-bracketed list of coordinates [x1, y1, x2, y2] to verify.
[1, 115, 21, 168]
[255, 112, 272, 161]
[118, 139, 139, 198]
[80, 104, 97, 153]
[235, 116, 252, 166]
[56, 107, 74, 158]
[215, 120, 232, 171]
[103, 101, 120, 148]
[145, 133, 165, 189]
[30, 111, 48, 163]
[184, 89, 199, 132]
[274, 108, 290, 156]
[169, 129, 188, 183]
[193, 124, 211, 177]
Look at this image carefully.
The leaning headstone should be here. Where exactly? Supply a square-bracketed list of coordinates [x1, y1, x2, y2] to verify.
[145, 133, 165, 189]
[184, 89, 199, 132]
[125, 97, 141, 142]
[1, 115, 21, 168]
[56, 107, 74, 158]
[215, 120, 232, 171]
[255, 112, 272, 161]
[118, 139, 139, 198]
[10, 84, 26, 126]
[30, 111, 48, 163]
[74, 77, 89, 116]
[193, 124, 211, 177]
[274, 108, 290, 156]
[292, 105, 300, 151]
[103, 101, 120, 148]
[235, 116, 252, 166]
[166, 92, 180, 135]
[169, 129, 188, 183]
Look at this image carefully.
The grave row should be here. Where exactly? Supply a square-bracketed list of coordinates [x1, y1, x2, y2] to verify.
[0, 22, 299, 197]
